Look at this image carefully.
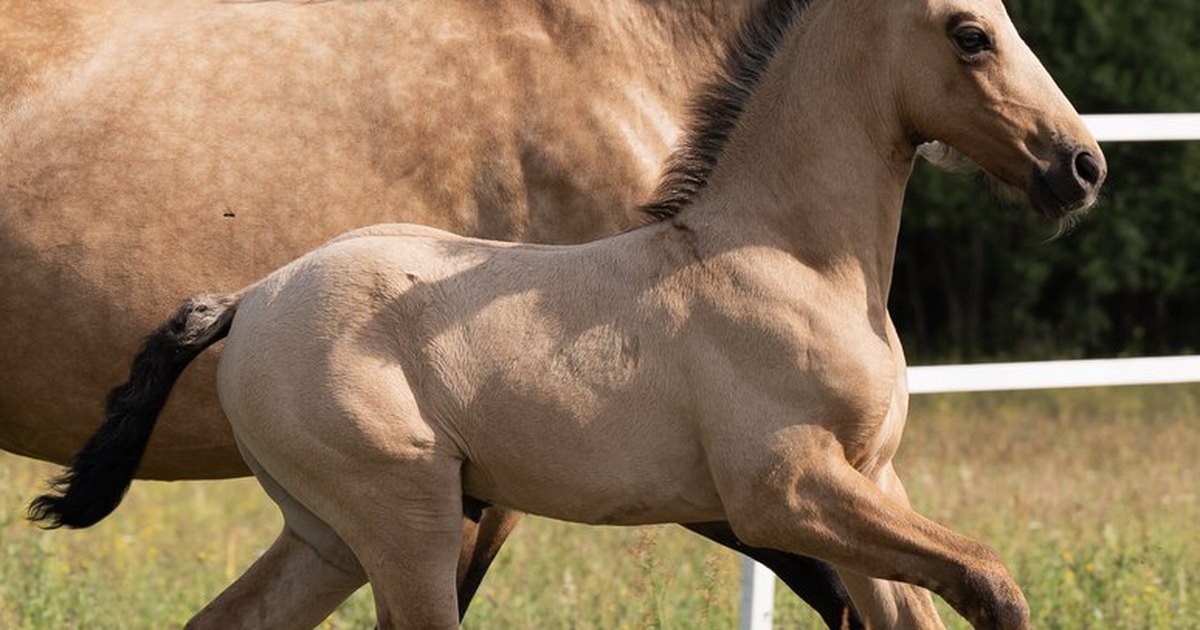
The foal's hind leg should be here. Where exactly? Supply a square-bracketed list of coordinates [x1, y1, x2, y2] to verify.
[188, 443, 366, 629]
[187, 525, 364, 630]
[312, 455, 465, 629]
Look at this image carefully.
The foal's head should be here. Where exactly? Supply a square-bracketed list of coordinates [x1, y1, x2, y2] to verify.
[882, 0, 1106, 220]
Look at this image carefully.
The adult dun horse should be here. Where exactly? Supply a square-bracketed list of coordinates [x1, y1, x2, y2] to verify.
[34, 0, 1106, 626]
[3, 1, 861, 625]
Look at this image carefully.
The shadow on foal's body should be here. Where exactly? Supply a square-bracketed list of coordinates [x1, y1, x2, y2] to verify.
[34, 0, 1104, 627]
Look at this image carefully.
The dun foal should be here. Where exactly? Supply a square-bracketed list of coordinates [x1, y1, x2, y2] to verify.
[35, 0, 1104, 627]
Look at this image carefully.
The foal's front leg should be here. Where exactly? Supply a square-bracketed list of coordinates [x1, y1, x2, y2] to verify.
[713, 431, 1029, 630]
[831, 463, 945, 629]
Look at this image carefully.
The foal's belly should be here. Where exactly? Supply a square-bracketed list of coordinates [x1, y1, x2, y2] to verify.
[463, 461, 726, 526]
[458, 410, 725, 526]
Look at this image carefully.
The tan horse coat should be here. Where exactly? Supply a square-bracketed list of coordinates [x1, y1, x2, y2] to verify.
[12, 3, 869, 625]
[33, 0, 1103, 626]
[1, 0, 757, 477]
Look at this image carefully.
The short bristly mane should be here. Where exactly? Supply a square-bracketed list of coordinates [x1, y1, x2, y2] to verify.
[640, 0, 813, 221]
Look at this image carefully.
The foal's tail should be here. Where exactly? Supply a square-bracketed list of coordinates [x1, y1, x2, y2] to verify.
[28, 292, 245, 529]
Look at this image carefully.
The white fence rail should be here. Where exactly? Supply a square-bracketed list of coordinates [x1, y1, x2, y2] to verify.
[1084, 113, 1200, 142]
[908, 355, 1200, 394]
[739, 112, 1200, 630]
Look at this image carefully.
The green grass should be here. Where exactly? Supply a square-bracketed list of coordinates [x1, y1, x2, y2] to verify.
[2, 385, 1197, 628]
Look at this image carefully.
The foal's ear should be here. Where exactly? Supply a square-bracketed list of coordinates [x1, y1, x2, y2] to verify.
[916, 142, 979, 174]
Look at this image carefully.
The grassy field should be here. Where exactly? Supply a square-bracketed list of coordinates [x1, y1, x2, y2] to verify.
[1, 385, 1197, 628]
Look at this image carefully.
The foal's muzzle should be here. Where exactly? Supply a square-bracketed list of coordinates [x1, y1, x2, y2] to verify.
[1032, 146, 1107, 218]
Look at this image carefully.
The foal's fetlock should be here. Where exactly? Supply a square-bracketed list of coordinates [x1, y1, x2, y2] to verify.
[961, 564, 1029, 630]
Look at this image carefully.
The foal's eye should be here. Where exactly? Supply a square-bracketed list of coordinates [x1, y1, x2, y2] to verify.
[953, 27, 992, 57]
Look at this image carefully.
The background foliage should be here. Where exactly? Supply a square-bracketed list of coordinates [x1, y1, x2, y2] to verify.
[892, 0, 1200, 362]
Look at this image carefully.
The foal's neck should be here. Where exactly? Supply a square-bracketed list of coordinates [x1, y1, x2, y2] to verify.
[680, 3, 915, 305]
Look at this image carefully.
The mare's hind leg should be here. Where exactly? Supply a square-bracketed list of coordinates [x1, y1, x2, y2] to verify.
[683, 522, 862, 629]
[457, 507, 524, 620]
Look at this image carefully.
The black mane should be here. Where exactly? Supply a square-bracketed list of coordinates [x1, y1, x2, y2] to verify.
[640, 0, 812, 221]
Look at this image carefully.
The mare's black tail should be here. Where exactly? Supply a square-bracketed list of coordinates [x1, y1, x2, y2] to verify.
[28, 292, 243, 528]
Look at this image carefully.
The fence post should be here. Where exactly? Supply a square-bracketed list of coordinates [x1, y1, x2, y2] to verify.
[739, 557, 775, 630]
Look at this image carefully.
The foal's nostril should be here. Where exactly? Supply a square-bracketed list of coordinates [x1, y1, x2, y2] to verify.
[1074, 151, 1103, 189]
